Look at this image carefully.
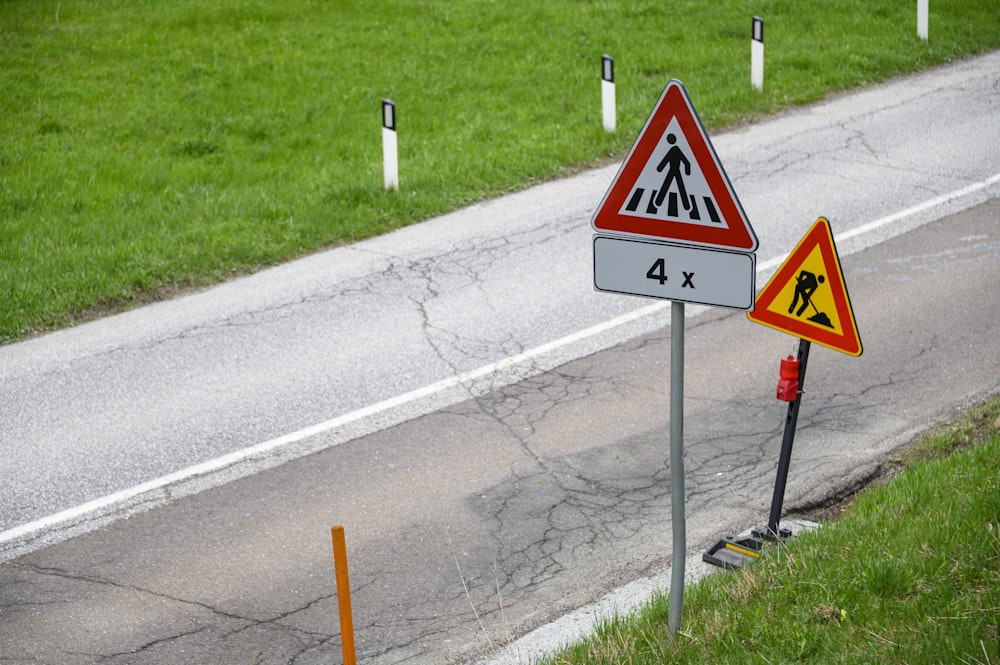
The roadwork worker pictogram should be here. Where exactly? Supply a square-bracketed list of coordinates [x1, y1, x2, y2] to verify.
[788, 270, 833, 328]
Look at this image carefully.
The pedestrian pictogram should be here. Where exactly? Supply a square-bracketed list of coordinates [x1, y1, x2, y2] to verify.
[653, 133, 691, 211]
[748, 217, 863, 356]
[591, 80, 758, 252]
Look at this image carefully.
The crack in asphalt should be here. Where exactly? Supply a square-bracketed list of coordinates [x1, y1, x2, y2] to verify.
[1, 562, 348, 663]
[69, 627, 212, 662]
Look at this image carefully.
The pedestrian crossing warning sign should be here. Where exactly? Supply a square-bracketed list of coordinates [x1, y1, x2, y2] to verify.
[591, 79, 758, 252]
[748, 217, 863, 356]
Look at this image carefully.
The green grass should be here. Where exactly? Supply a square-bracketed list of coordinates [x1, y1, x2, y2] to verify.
[3, 1, 1000, 342]
[544, 397, 1000, 664]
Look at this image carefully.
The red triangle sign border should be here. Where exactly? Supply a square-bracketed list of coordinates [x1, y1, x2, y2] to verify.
[591, 80, 758, 252]
[748, 217, 863, 357]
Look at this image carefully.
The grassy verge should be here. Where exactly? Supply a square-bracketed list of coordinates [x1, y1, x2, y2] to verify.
[544, 396, 1000, 664]
[3, 1, 1000, 341]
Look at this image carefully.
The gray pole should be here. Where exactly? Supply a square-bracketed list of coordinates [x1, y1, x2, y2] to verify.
[668, 301, 686, 635]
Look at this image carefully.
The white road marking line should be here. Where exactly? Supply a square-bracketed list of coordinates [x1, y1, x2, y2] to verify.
[3, 172, 998, 552]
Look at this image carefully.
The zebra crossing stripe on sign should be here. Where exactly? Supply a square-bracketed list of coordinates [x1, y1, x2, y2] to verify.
[591, 80, 758, 252]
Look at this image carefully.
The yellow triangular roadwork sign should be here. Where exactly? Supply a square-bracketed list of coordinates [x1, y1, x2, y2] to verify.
[747, 217, 862, 356]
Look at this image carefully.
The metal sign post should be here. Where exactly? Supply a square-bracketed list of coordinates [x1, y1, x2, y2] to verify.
[668, 301, 686, 635]
[762, 338, 811, 539]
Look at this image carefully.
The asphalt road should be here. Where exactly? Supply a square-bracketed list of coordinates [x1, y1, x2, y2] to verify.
[1, 52, 999, 664]
[2, 51, 998, 553]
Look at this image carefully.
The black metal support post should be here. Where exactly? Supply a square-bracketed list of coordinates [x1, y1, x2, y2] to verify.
[764, 338, 811, 539]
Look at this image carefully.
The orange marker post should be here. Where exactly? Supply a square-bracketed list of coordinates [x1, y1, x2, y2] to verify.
[331, 525, 356, 665]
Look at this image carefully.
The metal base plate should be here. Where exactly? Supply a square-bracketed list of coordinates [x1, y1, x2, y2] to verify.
[702, 535, 764, 570]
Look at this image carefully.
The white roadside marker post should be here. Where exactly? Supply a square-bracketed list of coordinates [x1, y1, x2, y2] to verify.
[917, 0, 928, 41]
[751, 17, 764, 91]
[601, 54, 616, 133]
[382, 99, 398, 191]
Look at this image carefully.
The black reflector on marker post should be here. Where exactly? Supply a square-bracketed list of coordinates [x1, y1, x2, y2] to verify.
[751, 17, 764, 91]
[601, 54, 615, 133]
[381, 98, 396, 131]
[381, 99, 398, 191]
